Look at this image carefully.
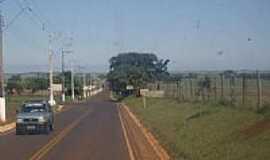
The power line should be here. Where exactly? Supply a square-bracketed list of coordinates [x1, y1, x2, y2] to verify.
[28, 0, 52, 27]
[15, 0, 56, 34]
[3, 6, 29, 31]
[1, 4, 47, 52]
[15, 0, 46, 32]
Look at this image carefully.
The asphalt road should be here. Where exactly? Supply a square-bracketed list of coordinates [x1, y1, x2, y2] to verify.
[0, 92, 130, 160]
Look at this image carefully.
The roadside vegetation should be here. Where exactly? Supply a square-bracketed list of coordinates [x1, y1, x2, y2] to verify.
[107, 52, 270, 159]
[1, 72, 104, 125]
[124, 96, 270, 160]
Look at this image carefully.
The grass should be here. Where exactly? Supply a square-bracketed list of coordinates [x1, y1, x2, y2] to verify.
[123, 96, 270, 160]
[111, 92, 123, 101]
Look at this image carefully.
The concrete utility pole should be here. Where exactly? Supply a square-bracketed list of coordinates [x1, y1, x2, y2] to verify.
[0, 5, 30, 121]
[87, 73, 91, 97]
[61, 48, 72, 102]
[48, 34, 56, 106]
[61, 48, 65, 102]
[83, 73, 86, 99]
[61, 35, 73, 102]
[71, 62, 75, 101]
[0, 11, 5, 122]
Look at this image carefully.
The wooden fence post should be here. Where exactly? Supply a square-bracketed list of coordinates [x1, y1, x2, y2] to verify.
[184, 79, 188, 100]
[143, 95, 146, 108]
[256, 71, 262, 111]
[184, 79, 187, 101]
[230, 75, 235, 105]
[180, 80, 184, 101]
[176, 81, 179, 99]
[220, 73, 224, 99]
[214, 77, 217, 101]
[174, 82, 178, 98]
[242, 74, 246, 105]
[189, 78, 193, 100]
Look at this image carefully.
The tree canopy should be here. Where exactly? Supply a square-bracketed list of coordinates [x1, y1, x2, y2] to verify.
[107, 52, 170, 93]
[6, 75, 24, 95]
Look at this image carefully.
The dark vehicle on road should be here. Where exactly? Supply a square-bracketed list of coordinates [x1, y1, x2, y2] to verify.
[16, 100, 54, 135]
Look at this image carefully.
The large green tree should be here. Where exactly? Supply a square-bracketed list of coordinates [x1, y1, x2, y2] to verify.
[107, 52, 170, 93]
[64, 71, 83, 96]
[6, 75, 24, 95]
[24, 77, 49, 93]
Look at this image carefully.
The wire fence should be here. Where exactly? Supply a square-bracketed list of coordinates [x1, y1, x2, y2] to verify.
[146, 71, 270, 111]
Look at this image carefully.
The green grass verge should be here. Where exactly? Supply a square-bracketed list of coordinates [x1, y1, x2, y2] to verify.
[123, 96, 270, 160]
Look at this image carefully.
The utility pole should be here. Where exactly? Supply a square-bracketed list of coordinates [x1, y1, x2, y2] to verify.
[0, 11, 5, 122]
[71, 62, 75, 101]
[88, 73, 91, 97]
[83, 73, 86, 99]
[61, 35, 73, 102]
[61, 48, 65, 102]
[220, 73, 224, 99]
[61, 48, 72, 102]
[48, 34, 55, 106]
[0, 5, 31, 121]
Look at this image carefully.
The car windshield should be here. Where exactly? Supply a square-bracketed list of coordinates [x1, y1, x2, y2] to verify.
[21, 104, 47, 113]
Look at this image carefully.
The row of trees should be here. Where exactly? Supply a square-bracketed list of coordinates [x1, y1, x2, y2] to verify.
[6, 75, 48, 95]
[6, 71, 84, 96]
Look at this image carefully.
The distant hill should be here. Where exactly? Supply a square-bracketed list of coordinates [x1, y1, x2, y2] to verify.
[5, 64, 108, 74]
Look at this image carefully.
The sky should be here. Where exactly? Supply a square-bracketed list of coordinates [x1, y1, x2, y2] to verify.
[1, 0, 270, 73]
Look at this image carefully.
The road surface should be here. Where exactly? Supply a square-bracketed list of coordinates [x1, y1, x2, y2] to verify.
[0, 92, 130, 160]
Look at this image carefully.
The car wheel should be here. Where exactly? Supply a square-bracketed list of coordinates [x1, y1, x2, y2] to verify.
[44, 124, 50, 135]
[16, 129, 24, 135]
[50, 123, 54, 131]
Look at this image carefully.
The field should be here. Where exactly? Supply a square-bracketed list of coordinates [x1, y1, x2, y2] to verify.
[124, 96, 270, 160]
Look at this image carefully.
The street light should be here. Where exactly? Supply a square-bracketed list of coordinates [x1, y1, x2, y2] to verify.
[0, 6, 30, 122]
[0, 11, 5, 122]
[48, 34, 56, 106]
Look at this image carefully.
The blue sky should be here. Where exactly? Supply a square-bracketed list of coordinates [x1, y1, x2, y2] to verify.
[1, 0, 270, 72]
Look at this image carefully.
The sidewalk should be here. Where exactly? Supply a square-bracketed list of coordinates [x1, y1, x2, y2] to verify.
[0, 122, 16, 133]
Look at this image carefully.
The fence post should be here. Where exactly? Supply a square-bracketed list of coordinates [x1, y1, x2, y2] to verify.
[220, 73, 224, 99]
[230, 75, 235, 105]
[176, 81, 179, 99]
[189, 78, 193, 100]
[256, 71, 262, 111]
[179, 80, 184, 101]
[174, 82, 178, 98]
[183, 79, 186, 101]
[242, 73, 246, 105]
[214, 77, 217, 102]
[143, 95, 146, 108]
[184, 79, 187, 100]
